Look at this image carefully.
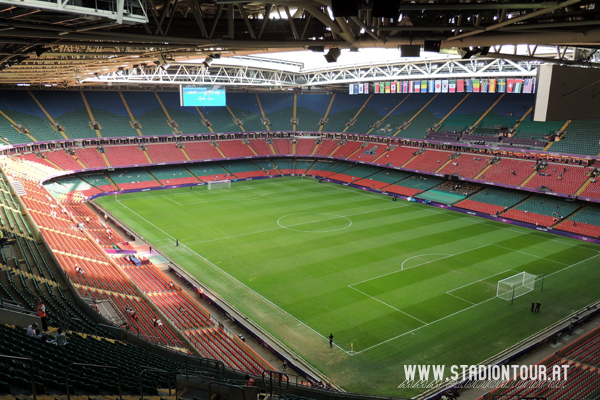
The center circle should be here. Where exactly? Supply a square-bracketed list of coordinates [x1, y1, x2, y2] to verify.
[277, 213, 352, 233]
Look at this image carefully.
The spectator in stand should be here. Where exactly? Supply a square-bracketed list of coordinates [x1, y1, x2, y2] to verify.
[55, 328, 68, 346]
[27, 323, 38, 337]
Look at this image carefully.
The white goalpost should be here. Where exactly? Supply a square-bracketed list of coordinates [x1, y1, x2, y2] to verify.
[207, 180, 232, 190]
[496, 272, 540, 302]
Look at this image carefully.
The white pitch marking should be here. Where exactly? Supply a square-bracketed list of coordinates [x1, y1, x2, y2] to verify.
[349, 286, 428, 325]
[493, 244, 569, 266]
[349, 243, 492, 287]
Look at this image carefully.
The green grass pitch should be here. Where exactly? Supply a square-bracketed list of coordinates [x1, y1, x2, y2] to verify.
[95, 177, 600, 397]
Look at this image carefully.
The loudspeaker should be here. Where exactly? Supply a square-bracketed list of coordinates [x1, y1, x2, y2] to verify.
[372, 0, 400, 18]
[331, 0, 359, 17]
[424, 40, 441, 53]
[324, 48, 341, 63]
[400, 45, 420, 58]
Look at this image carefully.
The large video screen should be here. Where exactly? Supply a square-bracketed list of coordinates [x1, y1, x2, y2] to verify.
[180, 85, 226, 107]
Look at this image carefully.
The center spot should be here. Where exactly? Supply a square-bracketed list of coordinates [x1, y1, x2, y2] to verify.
[277, 213, 352, 233]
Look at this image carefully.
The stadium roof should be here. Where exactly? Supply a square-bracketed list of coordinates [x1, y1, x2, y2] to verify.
[1, 0, 600, 87]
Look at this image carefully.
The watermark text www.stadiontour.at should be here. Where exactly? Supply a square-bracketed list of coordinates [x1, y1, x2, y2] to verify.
[397, 364, 570, 389]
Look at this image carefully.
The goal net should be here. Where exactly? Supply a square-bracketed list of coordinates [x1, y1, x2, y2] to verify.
[208, 180, 231, 190]
[496, 272, 537, 301]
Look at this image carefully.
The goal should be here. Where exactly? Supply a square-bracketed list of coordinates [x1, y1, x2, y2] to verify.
[208, 180, 231, 190]
[496, 272, 538, 301]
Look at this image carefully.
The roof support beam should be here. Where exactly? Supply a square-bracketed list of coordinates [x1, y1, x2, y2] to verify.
[447, 0, 582, 42]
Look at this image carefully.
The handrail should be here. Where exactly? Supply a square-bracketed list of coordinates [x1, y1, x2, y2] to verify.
[138, 366, 176, 400]
[66, 362, 122, 400]
[209, 381, 245, 400]
[0, 355, 36, 400]
[262, 370, 289, 397]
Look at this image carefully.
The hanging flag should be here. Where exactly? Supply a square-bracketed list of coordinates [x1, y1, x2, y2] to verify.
[385, 82, 391, 93]
[403, 81, 409, 93]
[531, 78, 536, 93]
[507, 79, 515, 93]
[435, 80, 442, 93]
[457, 79, 465, 92]
[513, 79, 523, 93]
[354, 83, 360, 94]
[523, 79, 533, 94]
[358, 83, 364, 94]
[481, 79, 489, 93]
[498, 79, 506, 93]
[428, 80, 435, 93]
[472, 79, 480, 92]
[421, 80, 428, 93]
[449, 80, 456, 93]
[414, 81, 421, 93]
[364, 83, 369, 94]
[349, 84, 354, 95]
[466, 79, 473, 92]
[409, 81, 414, 93]
[489, 79, 496, 93]
[374, 83, 379, 93]
[442, 80, 449, 93]
[391, 82, 396, 93]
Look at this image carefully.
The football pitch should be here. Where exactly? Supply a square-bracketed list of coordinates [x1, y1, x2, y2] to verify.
[95, 177, 600, 397]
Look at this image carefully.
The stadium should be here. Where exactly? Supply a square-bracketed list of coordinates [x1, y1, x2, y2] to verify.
[0, 1, 600, 400]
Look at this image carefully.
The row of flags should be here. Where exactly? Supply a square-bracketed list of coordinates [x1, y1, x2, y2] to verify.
[348, 78, 536, 95]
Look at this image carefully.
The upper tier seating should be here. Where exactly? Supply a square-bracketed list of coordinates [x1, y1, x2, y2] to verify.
[295, 93, 330, 131]
[257, 93, 294, 130]
[477, 158, 535, 186]
[347, 142, 387, 163]
[121, 92, 170, 136]
[438, 153, 491, 178]
[440, 93, 502, 132]
[146, 143, 188, 163]
[43, 150, 82, 171]
[226, 93, 267, 132]
[331, 141, 362, 158]
[84, 92, 134, 137]
[313, 139, 340, 156]
[552, 120, 600, 156]
[324, 94, 373, 133]
[157, 92, 212, 135]
[0, 90, 60, 142]
[391, 93, 441, 139]
[524, 164, 591, 195]
[272, 138, 293, 155]
[33, 90, 94, 140]
[105, 145, 149, 167]
[184, 141, 223, 160]
[218, 140, 255, 158]
[382, 146, 420, 168]
[404, 149, 452, 173]
[74, 147, 107, 169]
[249, 139, 273, 156]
